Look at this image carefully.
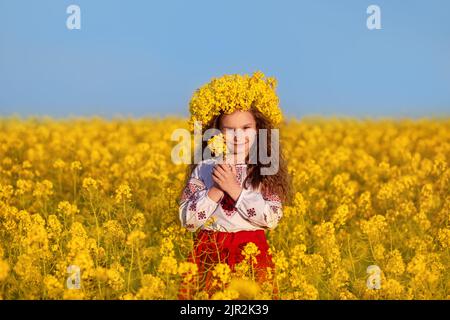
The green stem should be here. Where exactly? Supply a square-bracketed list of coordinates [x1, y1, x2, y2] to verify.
[127, 245, 134, 292]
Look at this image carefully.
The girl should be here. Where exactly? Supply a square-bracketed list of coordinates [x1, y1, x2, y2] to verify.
[177, 71, 291, 299]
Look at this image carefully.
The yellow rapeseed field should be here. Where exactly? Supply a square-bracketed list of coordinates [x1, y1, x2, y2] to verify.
[0, 115, 449, 299]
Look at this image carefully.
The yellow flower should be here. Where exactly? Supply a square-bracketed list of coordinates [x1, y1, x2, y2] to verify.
[57, 201, 79, 216]
[293, 192, 308, 217]
[242, 242, 260, 266]
[385, 250, 405, 275]
[437, 228, 450, 248]
[188, 71, 282, 132]
[178, 262, 198, 283]
[207, 133, 228, 156]
[380, 278, 405, 300]
[106, 268, 124, 291]
[136, 274, 166, 299]
[32, 180, 53, 198]
[53, 159, 66, 170]
[273, 250, 289, 281]
[47, 215, 62, 240]
[360, 215, 388, 240]
[211, 288, 240, 300]
[103, 220, 126, 240]
[0, 260, 10, 282]
[0, 183, 14, 200]
[120, 293, 136, 300]
[130, 211, 146, 229]
[331, 204, 350, 228]
[114, 183, 132, 204]
[373, 243, 385, 261]
[158, 256, 178, 276]
[227, 278, 261, 299]
[44, 275, 63, 299]
[63, 290, 85, 300]
[126, 230, 147, 247]
[212, 263, 232, 287]
[70, 161, 83, 171]
[339, 290, 357, 300]
[407, 253, 444, 289]
[0, 116, 449, 299]
[82, 177, 100, 190]
[159, 237, 175, 257]
[288, 272, 319, 300]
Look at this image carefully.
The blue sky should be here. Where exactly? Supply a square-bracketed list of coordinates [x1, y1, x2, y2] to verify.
[0, 0, 449, 119]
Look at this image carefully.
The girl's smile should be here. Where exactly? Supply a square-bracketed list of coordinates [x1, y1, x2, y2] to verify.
[218, 110, 257, 159]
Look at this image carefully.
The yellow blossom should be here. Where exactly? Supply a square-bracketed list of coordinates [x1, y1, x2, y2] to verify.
[126, 230, 147, 247]
[136, 274, 166, 299]
[57, 201, 79, 216]
[0, 260, 9, 282]
[188, 71, 282, 132]
[114, 183, 132, 204]
[207, 133, 229, 156]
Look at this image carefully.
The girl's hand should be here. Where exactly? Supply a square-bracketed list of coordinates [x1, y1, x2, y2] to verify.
[212, 164, 243, 201]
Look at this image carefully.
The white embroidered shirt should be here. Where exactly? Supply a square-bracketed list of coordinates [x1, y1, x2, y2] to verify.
[178, 157, 283, 232]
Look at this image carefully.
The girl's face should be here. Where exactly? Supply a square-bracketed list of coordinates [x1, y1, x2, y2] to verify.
[219, 110, 257, 159]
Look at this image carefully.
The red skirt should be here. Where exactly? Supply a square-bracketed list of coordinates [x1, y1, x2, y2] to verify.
[178, 229, 279, 299]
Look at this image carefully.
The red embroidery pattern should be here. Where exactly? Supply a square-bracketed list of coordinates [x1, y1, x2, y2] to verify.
[197, 211, 206, 220]
[188, 202, 197, 211]
[270, 205, 280, 213]
[246, 207, 256, 217]
[270, 205, 282, 222]
[192, 192, 201, 201]
[181, 181, 205, 202]
[185, 223, 195, 230]
[267, 204, 283, 223]
[262, 191, 281, 203]
[220, 193, 237, 217]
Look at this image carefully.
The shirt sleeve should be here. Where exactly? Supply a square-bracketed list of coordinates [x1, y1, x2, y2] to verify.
[234, 188, 283, 229]
[178, 164, 222, 232]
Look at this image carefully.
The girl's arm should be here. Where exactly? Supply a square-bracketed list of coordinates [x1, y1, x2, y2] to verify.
[179, 169, 223, 232]
[233, 188, 283, 229]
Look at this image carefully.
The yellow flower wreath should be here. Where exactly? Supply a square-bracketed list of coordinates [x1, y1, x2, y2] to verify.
[188, 71, 283, 132]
